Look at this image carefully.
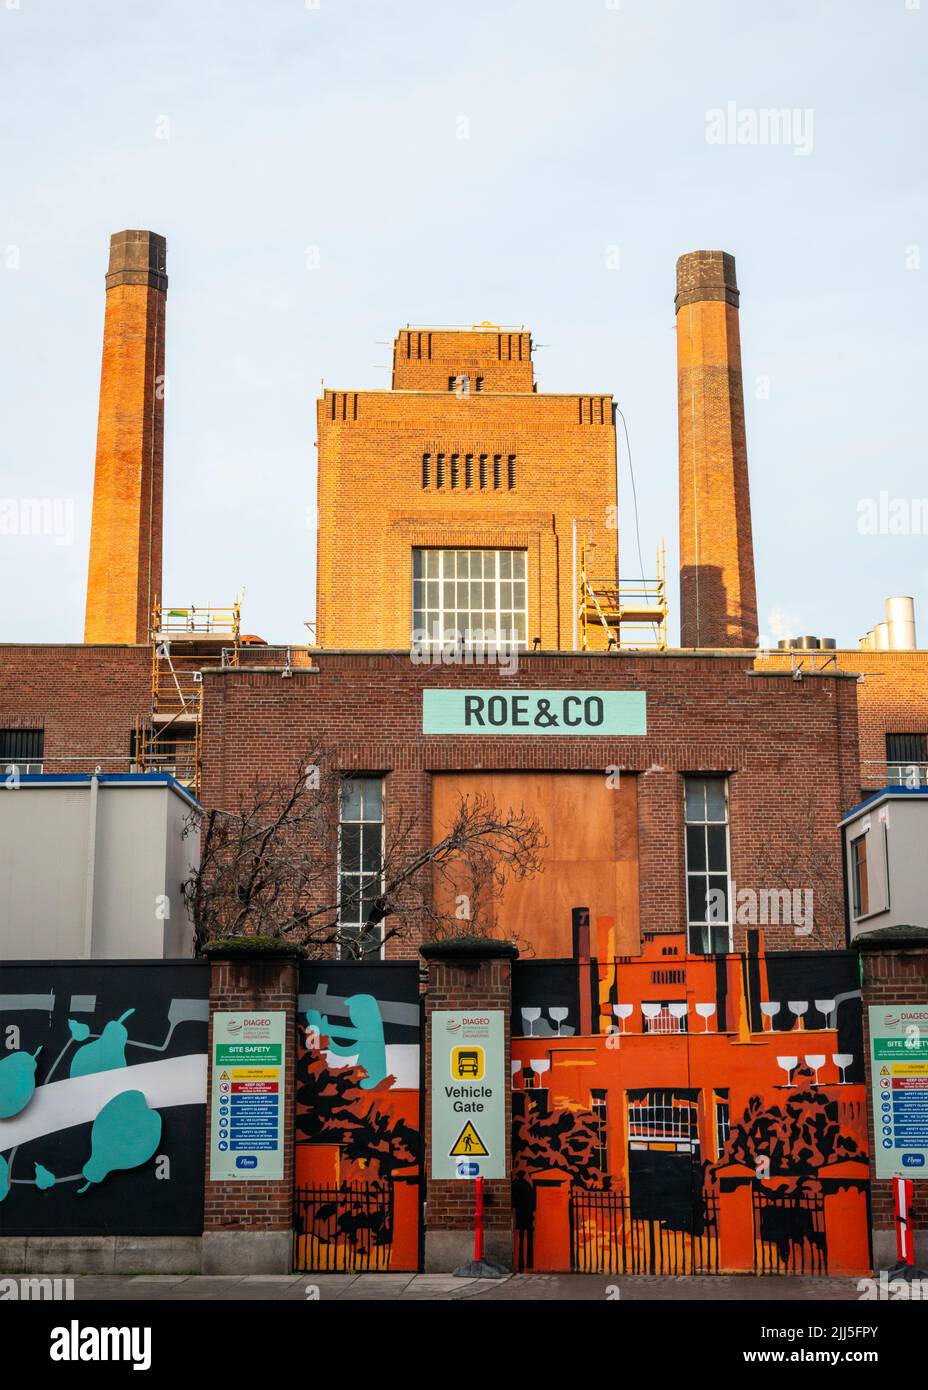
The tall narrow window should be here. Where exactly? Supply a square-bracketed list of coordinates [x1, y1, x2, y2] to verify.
[851, 834, 869, 917]
[338, 777, 385, 957]
[591, 1089, 608, 1172]
[507, 455, 516, 489]
[493, 454, 502, 489]
[412, 548, 527, 649]
[436, 453, 445, 488]
[684, 776, 731, 953]
[479, 455, 488, 489]
[421, 453, 430, 488]
[450, 454, 459, 489]
[465, 454, 474, 489]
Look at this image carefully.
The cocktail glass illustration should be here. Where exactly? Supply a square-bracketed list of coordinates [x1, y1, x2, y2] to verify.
[787, 1000, 808, 1030]
[695, 1002, 716, 1033]
[530, 1058, 551, 1083]
[815, 998, 836, 1027]
[804, 1054, 826, 1085]
[641, 1003, 663, 1032]
[613, 1004, 633, 1034]
[777, 1055, 799, 1086]
[832, 1053, 853, 1084]
[760, 1001, 781, 1031]
[549, 1007, 569, 1036]
[668, 1002, 688, 1031]
[521, 1007, 541, 1037]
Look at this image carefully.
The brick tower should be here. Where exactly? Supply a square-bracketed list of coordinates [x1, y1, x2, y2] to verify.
[315, 326, 618, 650]
[675, 251, 758, 649]
[84, 230, 167, 645]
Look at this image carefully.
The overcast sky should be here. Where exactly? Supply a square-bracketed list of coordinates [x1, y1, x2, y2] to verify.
[1, 0, 925, 647]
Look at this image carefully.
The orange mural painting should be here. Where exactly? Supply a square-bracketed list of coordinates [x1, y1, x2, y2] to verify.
[293, 965, 421, 1272]
[512, 929, 870, 1275]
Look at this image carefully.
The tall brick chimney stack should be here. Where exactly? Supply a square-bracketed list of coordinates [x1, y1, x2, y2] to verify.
[675, 250, 758, 649]
[84, 230, 167, 645]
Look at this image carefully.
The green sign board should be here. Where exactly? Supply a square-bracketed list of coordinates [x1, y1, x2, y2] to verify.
[869, 1005, 928, 1179]
[422, 689, 646, 736]
[210, 1011, 286, 1182]
[430, 1010, 505, 1180]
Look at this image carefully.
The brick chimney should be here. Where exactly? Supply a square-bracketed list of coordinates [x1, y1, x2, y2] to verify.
[84, 230, 167, 644]
[675, 250, 758, 649]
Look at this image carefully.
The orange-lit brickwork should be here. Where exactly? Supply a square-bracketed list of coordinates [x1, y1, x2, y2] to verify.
[315, 327, 618, 651]
[84, 230, 167, 646]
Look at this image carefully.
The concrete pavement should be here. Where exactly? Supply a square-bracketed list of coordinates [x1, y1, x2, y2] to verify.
[53, 1272, 873, 1300]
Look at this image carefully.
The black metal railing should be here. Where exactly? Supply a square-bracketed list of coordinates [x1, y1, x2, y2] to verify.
[568, 1187, 719, 1275]
[293, 1183, 394, 1273]
[753, 1186, 827, 1275]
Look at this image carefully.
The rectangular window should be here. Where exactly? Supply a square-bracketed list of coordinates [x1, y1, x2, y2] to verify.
[412, 548, 527, 649]
[338, 777, 385, 957]
[886, 732, 928, 785]
[684, 776, 731, 953]
[714, 1094, 730, 1156]
[851, 833, 869, 917]
[590, 1088, 608, 1172]
[0, 728, 44, 772]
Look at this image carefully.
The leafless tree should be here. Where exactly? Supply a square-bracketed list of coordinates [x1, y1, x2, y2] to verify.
[182, 753, 546, 958]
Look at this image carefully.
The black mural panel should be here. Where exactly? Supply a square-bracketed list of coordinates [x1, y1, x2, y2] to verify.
[0, 960, 209, 1236]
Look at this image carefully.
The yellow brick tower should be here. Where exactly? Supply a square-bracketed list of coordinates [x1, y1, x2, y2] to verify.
[84, 230, 167, 645]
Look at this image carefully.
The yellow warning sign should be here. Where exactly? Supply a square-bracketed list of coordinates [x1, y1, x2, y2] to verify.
[220, 1070, 230, 1081]
[449, 1121, 489, 1158]
[451, 1046, 485, 1081]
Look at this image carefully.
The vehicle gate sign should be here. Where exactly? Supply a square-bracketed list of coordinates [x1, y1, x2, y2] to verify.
[431, 1011, 505, 1179]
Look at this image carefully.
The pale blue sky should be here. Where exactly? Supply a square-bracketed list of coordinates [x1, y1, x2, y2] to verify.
[1, 0, 925, 646]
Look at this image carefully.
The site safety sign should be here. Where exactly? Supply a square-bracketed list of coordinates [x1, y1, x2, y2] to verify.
[869, 1005, 928, 1179]
[210, 1011, 286, 1181]
[431, 1011, 505, 1179]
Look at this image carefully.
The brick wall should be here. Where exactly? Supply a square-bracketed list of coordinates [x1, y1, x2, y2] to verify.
[756, 648, 928, 793]
[202, 954, 299, 1233]
[0, 644, 150, 772]
[316, 327, 617, 652]
[676, 252, 758, 649]
[422, 947, 514, 1248]
[200, 650, 862, 955]
[84, 231, 166, 645]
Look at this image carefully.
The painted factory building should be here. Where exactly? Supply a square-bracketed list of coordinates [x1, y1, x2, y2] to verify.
[2, 231, 928, 1277]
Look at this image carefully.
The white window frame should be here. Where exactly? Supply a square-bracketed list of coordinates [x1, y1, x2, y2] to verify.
[337, 776, 385, 959]
[684, 776, 733, 953]
[411, 547, 528, 650]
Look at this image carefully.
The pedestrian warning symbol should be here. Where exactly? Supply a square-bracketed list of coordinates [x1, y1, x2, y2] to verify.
[449, 1121, 489, 1158]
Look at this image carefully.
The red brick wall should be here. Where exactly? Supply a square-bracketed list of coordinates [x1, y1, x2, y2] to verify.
[756, 648, 928, 794]
[0, 644, 150, 772]
[200, 651, 862, 955]
[423, 951, 513, 1234]
[203, 955, 298, 1232]
[860, 949, 928, 1235]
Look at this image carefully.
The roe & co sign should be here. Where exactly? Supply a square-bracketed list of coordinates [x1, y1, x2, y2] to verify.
[431, 1011, 505, 1179]
[422, 689, 647, 736]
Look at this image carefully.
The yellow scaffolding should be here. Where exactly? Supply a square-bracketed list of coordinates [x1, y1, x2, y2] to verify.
[133, 597, 242, 797]
[578, 542, 668, 652]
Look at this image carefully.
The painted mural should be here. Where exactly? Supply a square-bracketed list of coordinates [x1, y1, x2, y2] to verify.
[0, 961, 209, 1235]
[512, 925, 871, 1275]
[294, 962, 421, 1271]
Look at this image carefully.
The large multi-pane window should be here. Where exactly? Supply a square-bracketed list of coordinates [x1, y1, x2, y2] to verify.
[684, 776, 731, 953]
[412, 548, 527, 649]
[338, 777, 385, 956]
